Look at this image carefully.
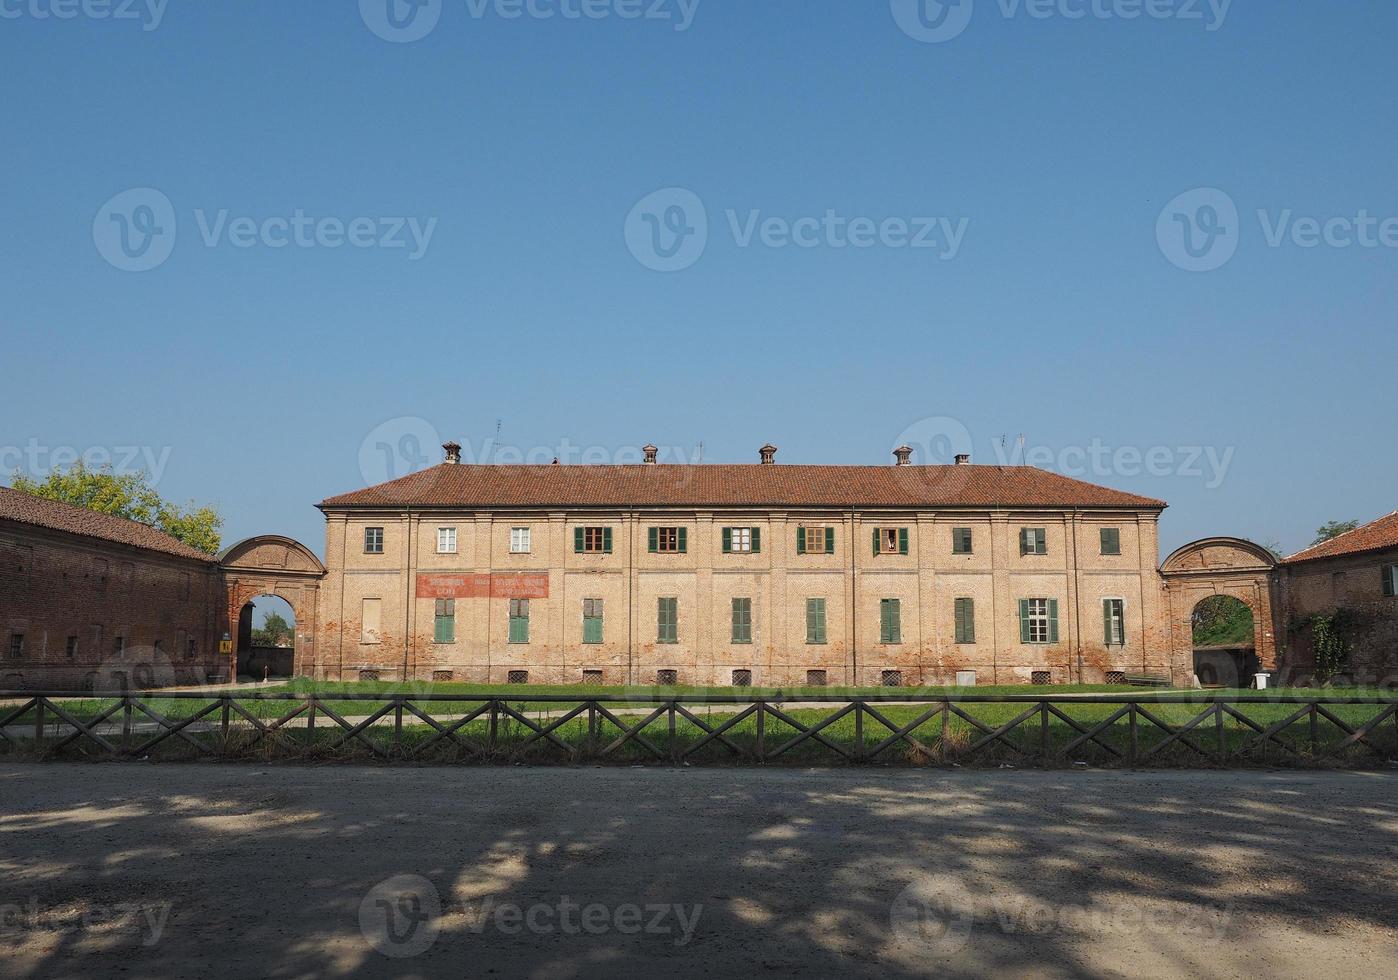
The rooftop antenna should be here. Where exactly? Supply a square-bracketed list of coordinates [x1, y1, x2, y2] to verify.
[698, 441, 704, 463]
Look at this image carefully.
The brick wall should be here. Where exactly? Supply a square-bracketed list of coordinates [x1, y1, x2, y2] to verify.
[1278, 547, 1398, 683]
[0, 520, 226, 691]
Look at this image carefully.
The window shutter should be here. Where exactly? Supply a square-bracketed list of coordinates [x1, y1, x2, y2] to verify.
[1019, 599, 1031, 643]
[574, 527, 584, 553]
[751, 527, 761, 553]
[899, 527, 910, 555]
[648, 527, 658, 553]
[1385, 567, 1395, 597]
[1048, 599, 1060, 643]
[603, 527, 613, 553]
[826, 527, 836, 554]
[1103, 600, 1114, 646]
[879, 600, 890, 642]
[722, 528, 732, 553]
[678, 527, 687, 553]
[873, 528, 881, 556]
[1020, 529, 1030, 555]
[954, 599, 965, 642]
[797, 526, 806, 554]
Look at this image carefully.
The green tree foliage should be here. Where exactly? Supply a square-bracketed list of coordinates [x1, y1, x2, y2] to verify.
[11, 462, 223, 555]
[251, 611, 294, 648]
[1192, 595, 1255, 647]
[1312, 520, 1360, 546]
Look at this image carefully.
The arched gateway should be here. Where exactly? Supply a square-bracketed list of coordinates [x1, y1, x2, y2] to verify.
[1160, 537, 1280, 685]
[219, 536, 326, 680]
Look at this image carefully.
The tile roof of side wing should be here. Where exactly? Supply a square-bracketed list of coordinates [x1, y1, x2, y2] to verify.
[0, 485, 216, 563]
[1283, 511, 1398, 565]
[318, 464, 1168, 510]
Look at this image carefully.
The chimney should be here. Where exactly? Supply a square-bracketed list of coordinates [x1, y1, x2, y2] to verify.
[954, 454, 971, 466]
[443, 441, 462, 465]
[893, 445, 914, 466]
[759, 444, 778, 465]
[642, 444, 659, 465]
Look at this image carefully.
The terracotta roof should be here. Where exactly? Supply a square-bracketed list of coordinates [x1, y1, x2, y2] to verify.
[0, 486, 215, 563]
[1283, 511, 1398, 565]
[320, 464, 1167, 511]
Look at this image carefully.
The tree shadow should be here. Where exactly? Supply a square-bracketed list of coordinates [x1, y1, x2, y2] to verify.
[1, 764, 1395, 978]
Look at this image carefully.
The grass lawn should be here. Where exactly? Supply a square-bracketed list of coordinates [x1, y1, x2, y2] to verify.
[4, 680, 1395, 767]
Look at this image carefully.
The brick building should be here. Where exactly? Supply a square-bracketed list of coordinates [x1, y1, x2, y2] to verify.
[309, 444, 1184, 687]
[1278, 512, 1398, 683]
[0, 486, 226, 691]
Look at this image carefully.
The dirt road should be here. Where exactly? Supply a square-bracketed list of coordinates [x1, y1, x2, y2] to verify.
[1, 765, 1393, 978]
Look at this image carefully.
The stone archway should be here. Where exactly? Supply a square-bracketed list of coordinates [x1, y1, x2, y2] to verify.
[1161, 537, 1279, 686]
[219, 536, 326, 680]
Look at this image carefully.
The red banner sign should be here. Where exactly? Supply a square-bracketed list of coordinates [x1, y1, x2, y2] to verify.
[416, 573, 550, 600]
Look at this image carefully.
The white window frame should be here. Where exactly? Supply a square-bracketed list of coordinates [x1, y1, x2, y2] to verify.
[436, 527, 457, 554]
[730, 527, 752, 553]
[510, 527, 532, 554]
[1026, 598, 1051, 644]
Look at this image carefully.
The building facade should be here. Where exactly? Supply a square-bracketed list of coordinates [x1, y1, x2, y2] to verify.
[309, 444, 1182, 687]
[0, 487, 226, 691]
[9, 446, 1387, 693]
[1277, 512, 1398, 684]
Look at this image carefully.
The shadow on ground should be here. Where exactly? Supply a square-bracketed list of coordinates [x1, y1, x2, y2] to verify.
[0, 765, 1394, 978]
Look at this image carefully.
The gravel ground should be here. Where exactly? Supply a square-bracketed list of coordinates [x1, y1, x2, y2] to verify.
[0, 765, 1394, 978]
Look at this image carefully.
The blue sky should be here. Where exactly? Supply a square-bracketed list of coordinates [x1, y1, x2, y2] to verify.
[3, 0, 1395, 563]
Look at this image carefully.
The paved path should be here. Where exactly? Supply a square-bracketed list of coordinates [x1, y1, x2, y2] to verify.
[0, 766, 1393, 978]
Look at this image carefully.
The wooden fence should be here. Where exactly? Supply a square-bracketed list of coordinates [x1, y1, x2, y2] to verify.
[1, 691, 1396, 767]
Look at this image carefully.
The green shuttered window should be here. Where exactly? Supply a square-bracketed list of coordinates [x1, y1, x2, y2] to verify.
[1101, 527, 1122, 556]
[731, 598, 752, 644]
[879, 599, 901, 644]
[1019, 598, 1059, 644]
[873, 527, 911, 555]
[1103, 598, 1125, 646]
[583, 598, 603, 644]
[798, 526, 836, 555]
[648, 527, 688, 553]
[806, 598, 827, 644]
[576, 527, 613, 554]
[952, 527, 973, 554]
[722, 527, 761, 554]
[954, 598, 975, 644]
[508, 599, 529, 644]
[657, 597, 678, 644]
[1020, 528, 1048, 555]
[433, 599, 455, 644]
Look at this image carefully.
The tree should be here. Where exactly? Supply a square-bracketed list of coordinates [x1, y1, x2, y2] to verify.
[252, 611, 294, 648]
[1192, 595, 1254, 647]
[1312, 520, 1360, 547]
[11, 462, 223, 555]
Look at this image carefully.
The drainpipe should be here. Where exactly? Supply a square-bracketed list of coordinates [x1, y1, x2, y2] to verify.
[850, 505, 858, 686]
[1070, 508, 1084, 684]
[627, 506, 635, 686]
[403, 506, 413, 683]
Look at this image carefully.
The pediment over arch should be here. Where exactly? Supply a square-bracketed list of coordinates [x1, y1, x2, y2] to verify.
[219, 535, 326, 577]
[1161, 537, 1277, 576]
